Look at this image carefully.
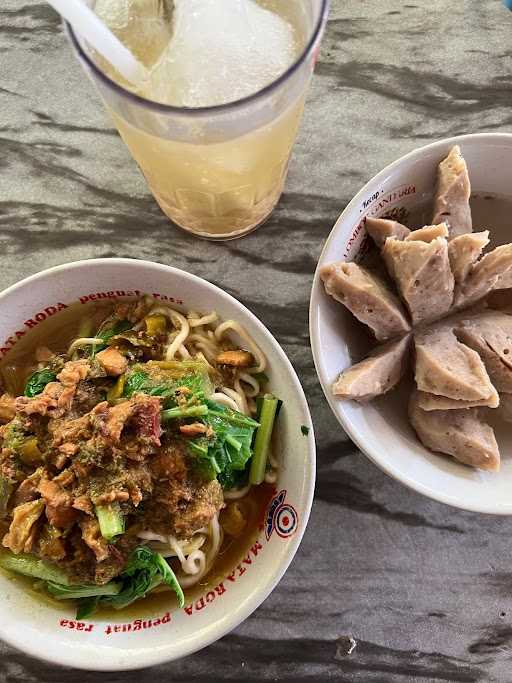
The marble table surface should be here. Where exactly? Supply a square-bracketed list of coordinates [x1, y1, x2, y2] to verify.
[2, 0, 512, 680]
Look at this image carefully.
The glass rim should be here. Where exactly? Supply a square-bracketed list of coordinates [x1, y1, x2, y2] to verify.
[66, 0, 329, 117]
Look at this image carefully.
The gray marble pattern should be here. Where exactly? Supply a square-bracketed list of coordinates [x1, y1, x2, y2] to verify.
[2, 0, 512, 680]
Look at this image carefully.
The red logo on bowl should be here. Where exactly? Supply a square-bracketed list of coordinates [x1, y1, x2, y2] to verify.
[265, 490, 298, 541]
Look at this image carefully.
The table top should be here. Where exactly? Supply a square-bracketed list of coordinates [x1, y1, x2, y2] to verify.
[2, 0, 512, 680]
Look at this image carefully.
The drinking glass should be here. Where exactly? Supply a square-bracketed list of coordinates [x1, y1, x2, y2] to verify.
[67, 1, 329, 240]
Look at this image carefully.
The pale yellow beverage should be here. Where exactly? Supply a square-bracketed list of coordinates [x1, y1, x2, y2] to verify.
[110, 97, 306, 237]
[76, 0, 327, 239]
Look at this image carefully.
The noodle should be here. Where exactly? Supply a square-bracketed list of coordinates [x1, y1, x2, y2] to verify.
[239, 372, 260, 398]
[220, 386, 246, 415]
[165, 310, 190, 360]
[138, 530, 206, 558]
[179, 549, 206, 581]
[268, 450, 279, 470]
[211, 391, 240, 412]
[234, 378, 250, 415]
[186, 333, 219, 363]
[178, 344, 191, 359]
[67, 337, 104, 356]
[188, 311, 219, 328]
[176, 515, 222, 589]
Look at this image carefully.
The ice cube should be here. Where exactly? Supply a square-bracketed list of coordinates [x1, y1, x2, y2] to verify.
[94, 0, 129, 31]
[144, 0, 298, 107]
[95, 0, 173, 68]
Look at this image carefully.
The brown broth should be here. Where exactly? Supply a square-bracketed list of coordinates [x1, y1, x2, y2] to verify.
[0, 300, 276, 620]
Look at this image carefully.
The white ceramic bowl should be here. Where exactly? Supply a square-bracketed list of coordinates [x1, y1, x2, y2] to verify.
[310, 133, 512, 515]
[0, 258, 315, 670]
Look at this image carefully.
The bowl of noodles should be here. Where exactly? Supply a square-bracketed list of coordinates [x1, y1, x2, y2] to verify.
[0, 258, 314, 670]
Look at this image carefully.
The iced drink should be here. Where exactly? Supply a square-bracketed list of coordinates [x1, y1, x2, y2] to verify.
[69, 0, 329, 239]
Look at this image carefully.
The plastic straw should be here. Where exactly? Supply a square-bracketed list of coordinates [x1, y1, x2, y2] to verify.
[46, 0, 149, 85]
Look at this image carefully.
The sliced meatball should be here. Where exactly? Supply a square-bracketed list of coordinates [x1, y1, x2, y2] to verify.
[382, 233, 454, 325]
[415, 389, 499, 411]
[320, 261, 410, 341]
[409, 391, 499, 472]
[405, 223, 449, 243]
[454, 244, 512, 308]
[332, 335, 411, 402]
[365, 217, 410, 248]
[431, 145, 472, 238]
[454, 310, 512, 392]
[448, 231, 489, 284]
[414, 318, 496, 402]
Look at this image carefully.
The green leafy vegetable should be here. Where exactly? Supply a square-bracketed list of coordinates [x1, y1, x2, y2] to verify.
[186, 438, 222, 481]
[0, 550, 71, 585]
[206, 403, 259, 429]
[4, 546, 185, 620]
[249, 394, 280, 486]
[92, 319, 132, 355]
[70, 546, 185, 618]
[46, 581, 122, 600]
[123, 362, 278, 493]
[76, 596, 100, 620]
[301, 425, 310, 436]
[123, 370, 177, 401]
[24, 368, 57, 397]
[185, 401, 259, 490]
[218, 468, 249, 491]
[122, 362, 211, 405]
[123, 370, 150, 397]
[95, 503, 125, 542]
[106, 546, 184, 611]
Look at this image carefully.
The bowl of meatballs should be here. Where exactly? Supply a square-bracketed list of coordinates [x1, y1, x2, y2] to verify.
[310, 133, 512, 514]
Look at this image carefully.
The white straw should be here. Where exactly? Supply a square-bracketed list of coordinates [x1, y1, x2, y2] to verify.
[47, 0, 149, 85]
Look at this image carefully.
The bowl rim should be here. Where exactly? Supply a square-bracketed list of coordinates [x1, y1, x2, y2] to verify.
[0, 257, 316, 670]
[310, 132, 512, 516]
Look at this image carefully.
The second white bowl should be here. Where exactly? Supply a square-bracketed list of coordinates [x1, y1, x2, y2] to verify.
[310, 133, 512, 515]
